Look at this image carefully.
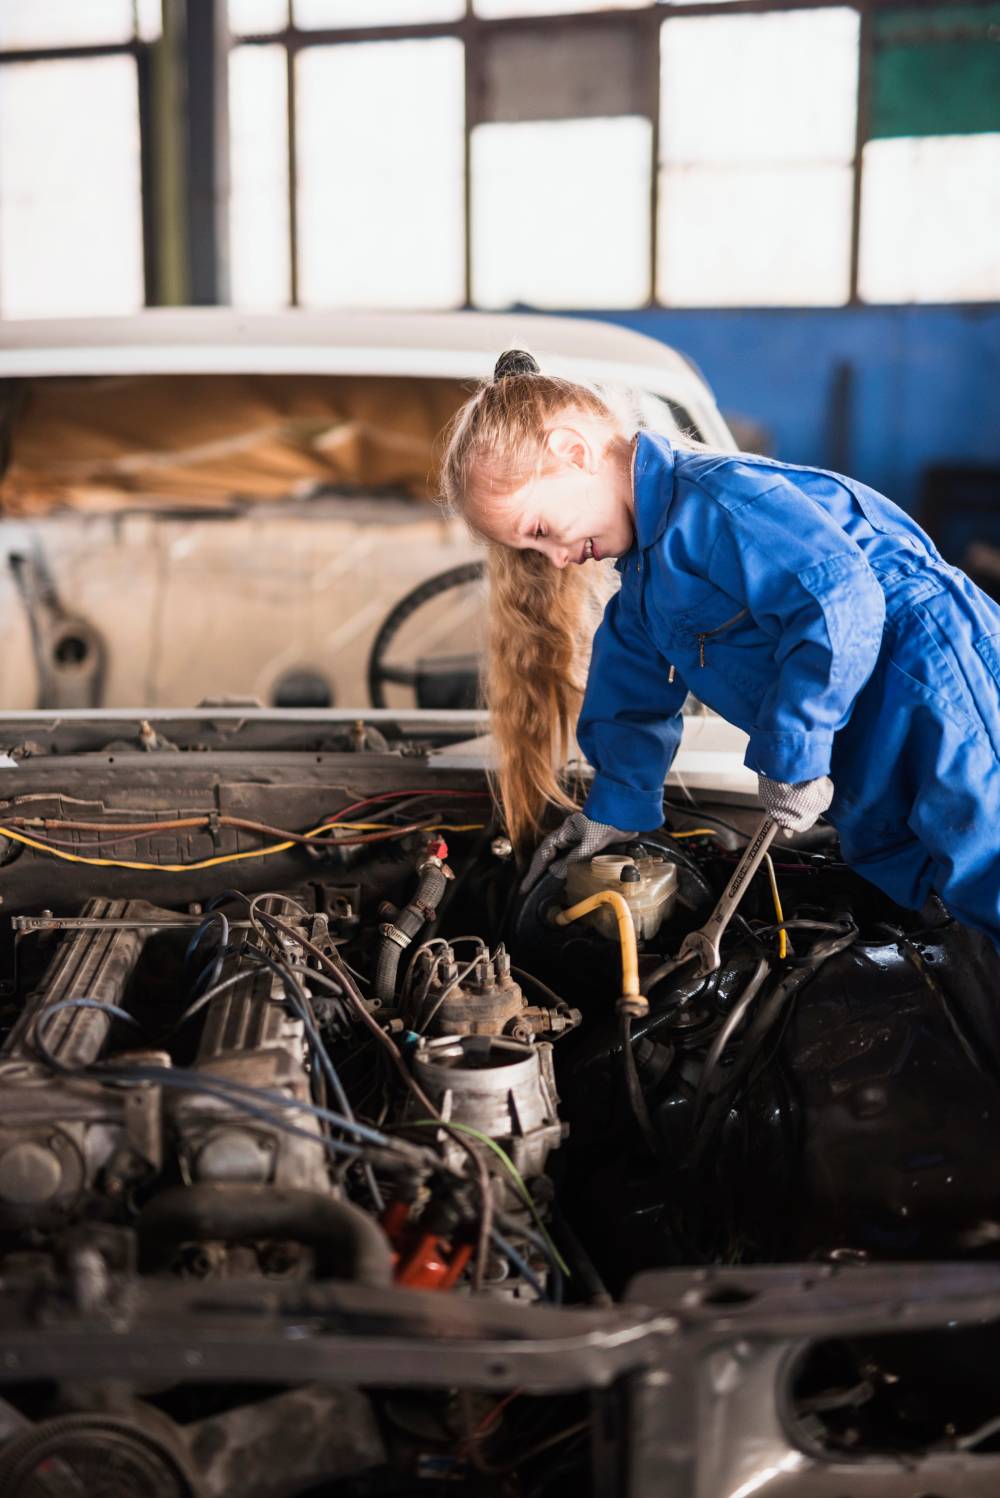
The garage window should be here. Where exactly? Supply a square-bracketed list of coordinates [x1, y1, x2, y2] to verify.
[228, 0, 291, 31]
[229, 45, 291, 311]
[472, 117, 652, 308]
[657, 8, 859, 307]
[0, 54, 144, 317]
[858, 4, 1000, 303]
[295, 39, 465, 309]
[470, 17, 652, 308]
[860, 136, 1000, 303]
[0, 1, 137, 48]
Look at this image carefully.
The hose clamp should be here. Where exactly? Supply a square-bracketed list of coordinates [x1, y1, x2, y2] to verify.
[380, 923, 411, 950]
[617, 995, 649, 1021]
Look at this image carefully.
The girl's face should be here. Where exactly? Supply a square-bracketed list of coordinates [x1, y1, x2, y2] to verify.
[475, 418, 635, 568]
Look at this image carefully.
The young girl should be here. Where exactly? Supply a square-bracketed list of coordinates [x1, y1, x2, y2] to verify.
[440, 350, 1000, 948]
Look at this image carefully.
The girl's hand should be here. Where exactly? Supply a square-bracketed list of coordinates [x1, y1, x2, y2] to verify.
[520, 812, 638, 893]
[757, 774, 834, 833]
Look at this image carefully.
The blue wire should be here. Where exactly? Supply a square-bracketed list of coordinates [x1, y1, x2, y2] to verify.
[248, 951, 353, 1110]
[490, 1229, 548, 1301]
[185, 912, 230, 991]
[106, 1064, 366, 1166]
[246, 947, 386, 1211]
[31, 1000, 358, 1163]
[30, 1001, 519, 1264]
[32, 996, 141, 1041]
[513, 1224, 564, 1304]
[31, 1002, 369, 1168]
[32, 999, 395, 1150]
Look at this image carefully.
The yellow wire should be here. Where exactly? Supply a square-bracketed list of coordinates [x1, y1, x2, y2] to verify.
[670, 829, 787, 959]
[764, 852, 788, 960]
[1, 806, 787, 963]
[0, 821, 485, 875]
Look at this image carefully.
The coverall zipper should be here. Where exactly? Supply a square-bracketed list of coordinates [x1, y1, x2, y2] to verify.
[696, 607, 749, 667]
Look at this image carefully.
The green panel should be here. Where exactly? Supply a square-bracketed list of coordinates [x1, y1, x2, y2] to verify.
[871, 5, 1000, 138]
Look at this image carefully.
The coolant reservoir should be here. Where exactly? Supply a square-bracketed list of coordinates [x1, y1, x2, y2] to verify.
[564, 851, 677, 942]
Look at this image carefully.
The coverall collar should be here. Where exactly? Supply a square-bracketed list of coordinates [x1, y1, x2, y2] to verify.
[618, 430, 676, 570]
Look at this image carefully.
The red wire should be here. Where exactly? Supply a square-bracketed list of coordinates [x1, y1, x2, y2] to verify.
[325, 789, 490, 823]
[458, 1389, 523, 1454]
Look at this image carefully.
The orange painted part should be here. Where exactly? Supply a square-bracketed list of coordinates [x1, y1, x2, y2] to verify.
[393, 1236, 473, 1291]
[383, 1196, 472, 1291]
[438, 1242, 474, 1289]
[381, 1199, 412, 1240]
[396, 1234, 450, 1289]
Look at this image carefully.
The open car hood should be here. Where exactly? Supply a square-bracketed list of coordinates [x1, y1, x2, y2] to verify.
[0, 704, 996, 1497]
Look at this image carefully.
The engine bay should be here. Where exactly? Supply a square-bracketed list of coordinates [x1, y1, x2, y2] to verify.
[0, 721, 999, 1494]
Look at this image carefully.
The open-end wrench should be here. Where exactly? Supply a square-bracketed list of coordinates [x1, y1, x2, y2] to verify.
[660, 815, 781, 981]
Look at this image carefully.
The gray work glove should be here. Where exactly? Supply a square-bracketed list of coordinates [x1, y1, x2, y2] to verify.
[521, 811, 637, 893]
[757, 774, 834, 833]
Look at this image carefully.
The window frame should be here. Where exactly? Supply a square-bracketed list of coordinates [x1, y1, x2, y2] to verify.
[3, 1, 990, 314]
[0, 19, 154, 309]
[228, 0, 893, 310]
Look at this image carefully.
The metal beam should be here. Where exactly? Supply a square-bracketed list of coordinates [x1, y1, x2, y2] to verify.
[181, 0, 230, 305]
[141, 2, 189, 304]
[232, 0, 968, 46]
[849, 3, 873, 303]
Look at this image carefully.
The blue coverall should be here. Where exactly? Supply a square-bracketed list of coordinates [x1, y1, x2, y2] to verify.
[578, 431, 1000, 945]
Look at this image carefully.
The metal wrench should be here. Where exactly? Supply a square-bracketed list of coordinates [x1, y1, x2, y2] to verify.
[662, 814, 781, 981]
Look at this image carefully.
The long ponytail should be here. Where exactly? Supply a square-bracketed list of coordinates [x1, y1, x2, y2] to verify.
[439, 365, 627, 848]
[485, 544, 613, 847]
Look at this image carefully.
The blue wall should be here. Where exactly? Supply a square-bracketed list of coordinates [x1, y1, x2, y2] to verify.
[585, 305, 1000, 517]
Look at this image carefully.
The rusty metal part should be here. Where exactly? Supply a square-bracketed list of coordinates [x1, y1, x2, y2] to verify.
[0, 898, 165, 1226]
[138, 1184, 393, 1286]
[11, 914, 256, 934]
[411, 1034, 563, 1187]
[172, 913, 331, 1194]
[424, 957, 526, 1038]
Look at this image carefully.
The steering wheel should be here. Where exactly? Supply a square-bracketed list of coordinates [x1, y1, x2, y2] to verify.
[367, 561, 486, 709]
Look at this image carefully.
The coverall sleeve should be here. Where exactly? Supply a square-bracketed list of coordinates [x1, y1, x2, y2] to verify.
[703, 475, 886, 783]
[578, 587, 688, 831]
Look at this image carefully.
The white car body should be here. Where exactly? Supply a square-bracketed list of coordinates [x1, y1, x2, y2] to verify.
[0, 308, 755, 797]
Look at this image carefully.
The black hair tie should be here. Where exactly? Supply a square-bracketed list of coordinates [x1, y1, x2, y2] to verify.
[493, 349, 541, 381]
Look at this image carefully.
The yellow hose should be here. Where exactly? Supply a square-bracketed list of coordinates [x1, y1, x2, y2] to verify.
[552, 891, 642, 1011]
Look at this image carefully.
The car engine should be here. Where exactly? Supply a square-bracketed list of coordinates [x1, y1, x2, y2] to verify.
[0, 721, 999, 1495]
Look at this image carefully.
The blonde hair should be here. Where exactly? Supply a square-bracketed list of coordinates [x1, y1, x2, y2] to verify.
[439, 368, 637, 849]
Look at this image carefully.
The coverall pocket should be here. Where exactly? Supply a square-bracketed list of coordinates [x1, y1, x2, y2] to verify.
[672, 594, 748, 639]
[972, 633, 1000, 759]
[892, 598, 981, 736]
[975, 633, 1000, 684]
[672, 599, 753, 665]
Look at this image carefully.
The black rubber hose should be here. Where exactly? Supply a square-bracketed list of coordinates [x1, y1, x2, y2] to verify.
[692, 956, 771, 1128]
[138, 1184, 394, 1285]
[373, 940, 403, 1009]
[691, 928, 856, 1165]
[621, 1012, 663, 1159]
[374, 861, 448, 1006]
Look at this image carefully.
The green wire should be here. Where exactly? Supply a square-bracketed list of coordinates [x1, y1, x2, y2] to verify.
[407, 1118, 571, 1279]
